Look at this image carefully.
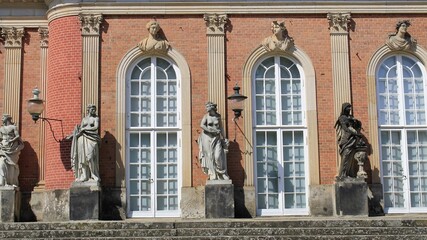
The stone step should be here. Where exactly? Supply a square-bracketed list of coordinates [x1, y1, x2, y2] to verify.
[0, 219, 426, 231]
[7, 235, 425, 240]
[0, 227, 426, 239]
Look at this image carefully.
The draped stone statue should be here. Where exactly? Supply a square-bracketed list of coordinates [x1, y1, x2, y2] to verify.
[0, 114, 24, 187]
[198, 102, 230, 180]
[137, 20, 170, 53]
[334, 103, 368, 179]
[67, 104, 100, 183]
[261, 20, 294, 52]
[386, 20, 416, 51]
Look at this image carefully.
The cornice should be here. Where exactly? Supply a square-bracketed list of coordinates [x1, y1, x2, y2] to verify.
[0, 18, 48, 28]
[47, 1, 427, 23]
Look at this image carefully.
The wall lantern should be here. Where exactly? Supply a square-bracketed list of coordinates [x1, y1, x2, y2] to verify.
[27, 87, 64, 142]
[27, 88, 45, 122]
[227, 83, 247, 120]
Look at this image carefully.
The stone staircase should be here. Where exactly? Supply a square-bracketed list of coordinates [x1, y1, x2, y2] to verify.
[0, 218, 426, 239]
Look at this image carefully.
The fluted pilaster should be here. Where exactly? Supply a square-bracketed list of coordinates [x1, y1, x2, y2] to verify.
[328, 12, 352, 171]
[34, 27, 48, 191]
[1, 27, 24, 124]
[204, 14, 228, 131]
[79, 14, 103, 114]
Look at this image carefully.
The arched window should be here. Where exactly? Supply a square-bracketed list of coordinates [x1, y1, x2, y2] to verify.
[126, 56, 181, 217]
[254, 56, 308, 215]
[378, 54, 427, 212]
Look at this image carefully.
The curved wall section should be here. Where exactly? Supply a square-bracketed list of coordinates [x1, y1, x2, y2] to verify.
[45, 16, 82, 190]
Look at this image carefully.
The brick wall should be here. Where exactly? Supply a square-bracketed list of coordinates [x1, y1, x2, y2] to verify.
[19, 28, 42, 191]
[45, 16, 82, 190]
[12, 13, 427, 190]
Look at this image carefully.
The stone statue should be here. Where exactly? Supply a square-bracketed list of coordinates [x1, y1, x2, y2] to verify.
[0, 114, 24, 187]
[261, 21, 294, 52]
[334, 103, 368, 180]
[198, 102, 230, 180]
[137, 20, 170, 53]
[67, 104, 100, 183]
[386, 20, 416, 51]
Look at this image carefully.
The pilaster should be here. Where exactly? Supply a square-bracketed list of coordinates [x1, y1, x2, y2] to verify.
[79, 14, 103, 114]
[327, 12, 352, 171]
[1, 27, 24, 124]
[204, 13, 228, 130]
[34, 27, 48, 191]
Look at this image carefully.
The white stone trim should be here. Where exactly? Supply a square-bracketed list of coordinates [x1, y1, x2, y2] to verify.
[0, 19, 48, 28]
[116, 47, 192, 187]
[242, 45, 319, 186]
[46, 2, 427, 23]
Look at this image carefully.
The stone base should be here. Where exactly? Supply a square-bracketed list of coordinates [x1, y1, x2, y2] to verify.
[205, 180, 234, 218]
[334, 179, 368, 216]
[70, 181, 100, 220]
[181, 186, 205, 218]
[0, 187, 20, 222]
[309, 184, 334, 216]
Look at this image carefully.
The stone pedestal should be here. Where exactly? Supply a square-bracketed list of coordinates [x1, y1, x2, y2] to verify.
[0, 186, 20, 222]
[334, 178, 368, 216]
[205, 180, 234, 218]
[70, 181, 100, 220]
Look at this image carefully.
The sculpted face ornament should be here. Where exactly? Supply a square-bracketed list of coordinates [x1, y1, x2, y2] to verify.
[261, 20, 294, 52]
[386, 20, 417, 51]
[137, 20, 170, 53]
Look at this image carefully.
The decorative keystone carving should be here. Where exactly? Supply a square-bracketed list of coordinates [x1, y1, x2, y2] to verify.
[261, 21, 294, 52]
[0, 27, 24, 48]
[38, 27, 49, 48]
[79, 14, 103, 36]
[137, 20, 170, 53]
[386, 20, 417, 51]
[327, 12, 351, 33]
[204, 14, 228, 35]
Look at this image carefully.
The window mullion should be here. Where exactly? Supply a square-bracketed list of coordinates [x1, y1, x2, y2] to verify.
[152, 58, 156, 128]
[275, 56, 281, 126]
[397, 56, 405, 126]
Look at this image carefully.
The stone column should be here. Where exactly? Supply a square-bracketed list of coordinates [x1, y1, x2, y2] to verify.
[0, 27, 24, 124]
[34, 28, 48, 191]
[327, 12, 352, 170]
[79, 14, 103, 114]
[204, 14, 228, 130]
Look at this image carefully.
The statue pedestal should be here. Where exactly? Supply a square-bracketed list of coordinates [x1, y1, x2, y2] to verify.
[205, 180, 234, 218]
[0, 186, 20, 222]
[334, 178, 368, 216]
[69, 181, 100, 220]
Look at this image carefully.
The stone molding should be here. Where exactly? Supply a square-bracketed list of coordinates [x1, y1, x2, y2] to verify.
[204, 13, 228, 35]
[327, 12, 351, 34]
[242, 46, 319, 186]
[0, 20, 47, 28]
[38, 27, 49, 48]
[261, 21, 294, 52]
[79, 14, 103, 36]
[0, 27, 24, 48]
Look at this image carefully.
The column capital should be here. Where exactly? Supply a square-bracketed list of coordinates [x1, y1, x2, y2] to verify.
[79, 14, 103, 36]
[38, 27, 49, 48]
[1, 27, 24, 48]
[204, 13, 228, 35]
[327, 12, 351, 34]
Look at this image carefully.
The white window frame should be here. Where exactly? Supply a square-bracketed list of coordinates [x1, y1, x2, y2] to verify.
[253, 55, 309, 216]
[125, 56, 182, 218]
[378, 54, 427, 213]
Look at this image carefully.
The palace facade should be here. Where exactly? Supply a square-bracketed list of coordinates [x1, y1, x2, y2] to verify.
[1, 0, 427, 221]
